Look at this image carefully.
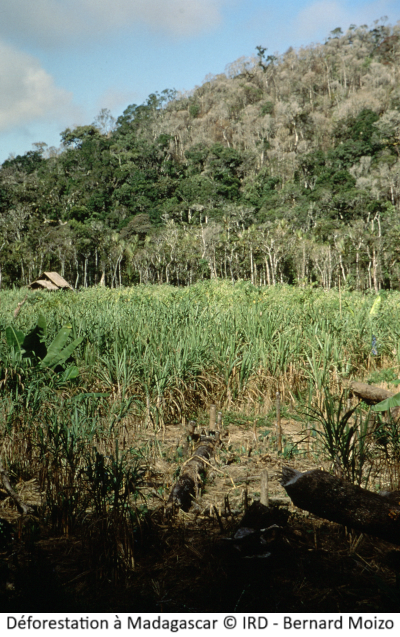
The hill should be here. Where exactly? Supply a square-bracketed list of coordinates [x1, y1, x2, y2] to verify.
[1, 20, 400, 290]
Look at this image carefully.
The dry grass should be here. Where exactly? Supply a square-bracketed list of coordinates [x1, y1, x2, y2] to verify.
[1, 399, 400, 612]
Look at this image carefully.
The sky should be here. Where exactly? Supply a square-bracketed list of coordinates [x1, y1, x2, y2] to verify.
[0, 0, 398, 163]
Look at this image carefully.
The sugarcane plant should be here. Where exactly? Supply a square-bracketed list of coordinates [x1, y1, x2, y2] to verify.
[297, 388, 371, 485]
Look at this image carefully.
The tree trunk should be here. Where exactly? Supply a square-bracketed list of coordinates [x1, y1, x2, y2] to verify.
[347, 381, 393, 405]
[75, 264, 79, 289]
[280, 466, 400, 546]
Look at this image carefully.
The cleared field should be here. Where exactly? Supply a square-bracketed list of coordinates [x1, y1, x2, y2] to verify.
[1, 282, 400, 611]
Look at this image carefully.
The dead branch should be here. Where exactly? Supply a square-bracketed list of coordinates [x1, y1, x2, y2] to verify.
[13, 293, 28, 319]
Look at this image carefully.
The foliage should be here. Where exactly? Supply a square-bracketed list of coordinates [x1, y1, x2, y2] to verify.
[372, 392, 400, 411]
[373, 413, 400, 460]
[83, 442, 145, 516]
[0, 314, 82, 396]
[1, 20, 400, 290]
[297, 389, 371, 485]
[367, 367, 400, 385]
[2, 282, 400, 424]
[0, 280, 399, 590]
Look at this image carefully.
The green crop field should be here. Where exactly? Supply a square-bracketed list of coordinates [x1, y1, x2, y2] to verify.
[1, 281, 400, 611]
[2, 281, 400, 410]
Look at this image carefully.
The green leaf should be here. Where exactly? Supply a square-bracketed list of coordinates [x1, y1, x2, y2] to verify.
[372, 392, 400, 412]
[41, 326, 73, 368]
[5, 326, 25, 352]
[369, 295, 382, 316]
[37, 314, 47, 334]
[59, 366, 80, 381]
[71, 392, 110, 400]
[56, 337, 83, 367]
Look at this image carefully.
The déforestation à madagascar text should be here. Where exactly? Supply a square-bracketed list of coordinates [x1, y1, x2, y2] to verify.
[6, 616, 395, 632]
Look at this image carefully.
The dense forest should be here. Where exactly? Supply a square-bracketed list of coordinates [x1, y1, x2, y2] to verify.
[1, 20, 400, 291]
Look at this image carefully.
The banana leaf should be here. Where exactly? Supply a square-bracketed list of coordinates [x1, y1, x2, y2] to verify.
[59, 365, 80, 382]
[41, 326, 83, 369]
[372, 392, 400, 412]
[5, 326, 25, 352]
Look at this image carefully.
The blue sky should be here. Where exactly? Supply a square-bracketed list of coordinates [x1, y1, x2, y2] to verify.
[0, 0, 398, 163]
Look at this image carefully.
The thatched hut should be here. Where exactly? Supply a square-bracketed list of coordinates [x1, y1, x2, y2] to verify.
[28, 272, 73, 291]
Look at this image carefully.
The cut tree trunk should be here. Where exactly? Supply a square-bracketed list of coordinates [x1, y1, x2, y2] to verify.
[168, 433, 219, 512]
[348, 381, 393, 404]
[347, 381, 400, 420]
[280, 466, 400, 546]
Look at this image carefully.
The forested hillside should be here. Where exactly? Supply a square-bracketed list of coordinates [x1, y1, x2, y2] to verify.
[1, 21, 400, 290]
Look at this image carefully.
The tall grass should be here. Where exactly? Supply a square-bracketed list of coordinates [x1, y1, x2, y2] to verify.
[297, 389, 371, 485]
[2, 282, 400, 417]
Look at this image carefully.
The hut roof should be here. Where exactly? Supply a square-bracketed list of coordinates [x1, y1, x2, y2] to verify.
[29, 279, 59, 291]
[28, 272, 73, 291]
[43, 272, 73, 289]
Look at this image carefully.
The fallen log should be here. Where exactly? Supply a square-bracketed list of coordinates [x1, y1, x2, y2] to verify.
[347, 381, 400, 420]
[379, 490, 400, 504]
[348, 381, 393, 405]
[168, 432, 220, 512]
[280, 466, 400, 546]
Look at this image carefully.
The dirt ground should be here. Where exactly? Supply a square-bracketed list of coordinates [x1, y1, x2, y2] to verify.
[1, 412, 400, 612]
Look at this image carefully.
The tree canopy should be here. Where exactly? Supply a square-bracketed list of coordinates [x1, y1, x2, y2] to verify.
[1, 21, 400, 291]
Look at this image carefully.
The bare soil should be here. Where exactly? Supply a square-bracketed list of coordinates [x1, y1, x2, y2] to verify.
[1, 414, 399, 612]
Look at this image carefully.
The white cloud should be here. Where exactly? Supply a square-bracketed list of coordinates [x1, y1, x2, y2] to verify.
[0, 40, 74, 133]
[0, 0, 229, 47]
[293, 0, 396, 42]
[96, 87, 141, 114]
[294, 1, 347, 39]
[88, 0, 225, 36]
